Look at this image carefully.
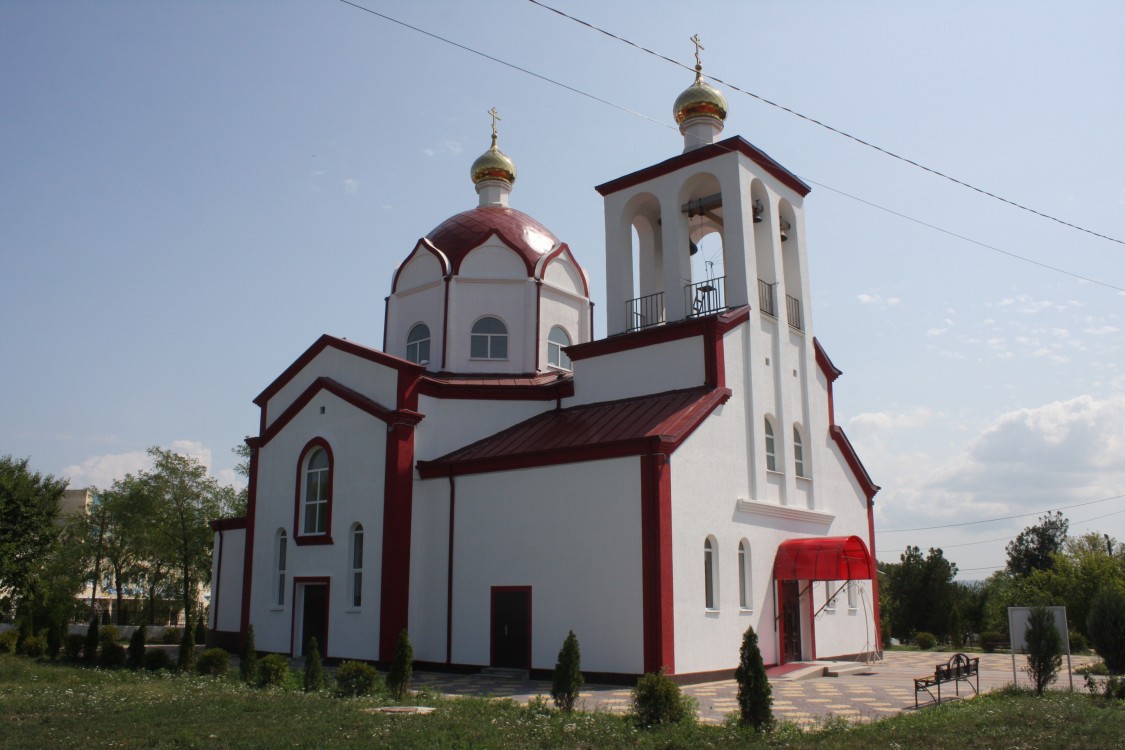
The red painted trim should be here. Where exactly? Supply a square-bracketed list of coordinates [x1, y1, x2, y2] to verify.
[535, 280, 543, 370]
[379, 418, 416, 661]
[293, 437, 335, 546]
[639, 453, 675, 673]
[259, 376, 423, 448]
[814, 337, 842, 425]
[416, 388, 731, 479]
[209, 516, 247, 532]
[808, 583, 818, 661]
[490, 585, 532, 669]
[445, 475, 456, 664]
[290, 576, 331, 658]
[416, 375, 573, 402]
[441, 274, 451, 370]
[382, 295, 390, 353]
[239, 443, 259, 642]
[867, 495, 883, 651]
[595, 135, 811, 198]
[829, 426, 880, 501]
[568, 306, 749, 362]
[389, 238, 451, 294]
[777, 581, 788, 665]
[536, 243, 591, 298]
[254, 334, 423, 408]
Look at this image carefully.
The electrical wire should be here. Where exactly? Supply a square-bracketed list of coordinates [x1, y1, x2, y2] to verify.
[880, 493, 1125, 533]
[527, 0, 1125, 248]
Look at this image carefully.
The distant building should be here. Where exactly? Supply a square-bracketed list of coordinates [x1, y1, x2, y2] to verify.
[58, 488, 91, 520]
[209, 60, 881, 680]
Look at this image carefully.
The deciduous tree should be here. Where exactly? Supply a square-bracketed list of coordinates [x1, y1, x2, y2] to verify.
[1006, 511, 1068, 578]
[0, 456, 67, 607]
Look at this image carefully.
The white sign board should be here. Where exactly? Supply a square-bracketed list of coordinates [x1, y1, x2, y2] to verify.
[1007, 606, 1073, 690]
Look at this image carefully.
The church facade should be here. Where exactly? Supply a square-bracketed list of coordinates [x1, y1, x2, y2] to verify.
[208, 62, 882, 681]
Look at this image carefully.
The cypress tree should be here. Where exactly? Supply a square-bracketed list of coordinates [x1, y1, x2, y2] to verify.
[240, 624, 259, 684]
[735, 625, 773, 730]
[127, 625, 147, 668]
[387, 629, 413, 701]
[178, 622, 196, 672]
[303, 637, 324, 692]
[551, 630, 584, 712]
[84, 619, 100, 664]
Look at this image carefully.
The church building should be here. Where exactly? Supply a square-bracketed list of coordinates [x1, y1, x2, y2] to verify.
[208, 53, 882, 681]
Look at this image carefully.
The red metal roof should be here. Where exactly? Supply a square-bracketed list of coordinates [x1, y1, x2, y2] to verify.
[426, 206, 560, 277]
[773, 536, 873, 581]
[417, 386, 731, 477]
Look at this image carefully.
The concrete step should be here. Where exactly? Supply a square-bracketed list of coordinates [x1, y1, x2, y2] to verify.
[479, 667, 529, 680]
[824, 661, 878, 677]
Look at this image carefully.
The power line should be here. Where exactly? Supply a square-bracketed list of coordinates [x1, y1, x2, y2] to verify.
[335, 0, 1124, 295]
[880, 493, 1125, 533]
[527, 0, 1125, 247]
[914, 507, 1125, 550]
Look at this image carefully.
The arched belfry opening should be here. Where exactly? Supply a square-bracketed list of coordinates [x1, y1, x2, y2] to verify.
[778, 199, 804, 332]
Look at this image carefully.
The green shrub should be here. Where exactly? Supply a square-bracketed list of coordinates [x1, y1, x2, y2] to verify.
[1087, 587, 1125, 674]
[258, 654, 291, 688]
[0, 629, 18, 654]
[387, 630, 413, 701]
[178, 626, 195, 672]
[551, 630, 583, 712]
[19, 633, 47, 658]
[1070, 631, 1089, 653]
[334, 660, 380, 697]
[631, 668, 697, 727]
[915, 632, 937, 650]
[240, 625, 258, 684]
[98, 641, 127, 668]
[196, 648, 230, 677]
[735, 625, 772, 730]
[1025, 606, 1062, 694]
[982, 631, 1003, 653]
[143, 648, 170, 671]
[46, 622, 64, 660]
[99, 624, 120, 648]
[84, 621, 100, 663]
[127, 625, 147, 668]
[64, 633, 85, 661]
[303, 637, 324, 692]
[194, 613, 206, 645]
[161, 627, 181, 645]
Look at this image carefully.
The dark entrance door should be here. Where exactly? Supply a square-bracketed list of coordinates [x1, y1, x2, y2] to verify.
[491, 587, 530, 669]
[301, 584, 328, 657]
[780, 580, 802, 663]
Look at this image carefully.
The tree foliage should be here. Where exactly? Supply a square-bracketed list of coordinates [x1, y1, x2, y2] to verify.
[879, 546, 958, 641]
[551, 630, 584, 712]
[0, 456, 67, 604]
[387, 629, 413, 701]
[1087, 586, 1125, 674]
[1006, 511, 1068, 578]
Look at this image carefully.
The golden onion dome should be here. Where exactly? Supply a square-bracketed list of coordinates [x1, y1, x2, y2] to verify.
[470, 140, 517, 186]
[673, 73, 728, 125]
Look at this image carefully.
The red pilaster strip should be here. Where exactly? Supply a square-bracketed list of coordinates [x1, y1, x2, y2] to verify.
[379, 421, 416, 661]
[640, 452, 675, 674]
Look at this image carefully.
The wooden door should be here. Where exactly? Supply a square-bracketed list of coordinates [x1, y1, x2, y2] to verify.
[490, 587, 531, 669]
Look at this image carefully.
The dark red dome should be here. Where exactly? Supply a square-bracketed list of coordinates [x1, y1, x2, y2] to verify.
[426, 206, 559, 276]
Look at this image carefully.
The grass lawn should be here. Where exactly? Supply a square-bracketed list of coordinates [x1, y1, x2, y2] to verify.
[2, 654, 1123, 749]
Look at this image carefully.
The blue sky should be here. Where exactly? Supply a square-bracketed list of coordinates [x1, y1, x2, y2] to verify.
[2, 1, 1123, 578]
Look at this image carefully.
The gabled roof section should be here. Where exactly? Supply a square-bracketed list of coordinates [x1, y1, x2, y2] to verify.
[417, 385, 732, 478]
[254, 334, 423, 407]
[418, 371, 574, 401]
[595, 135, 811, 198]
[258, 375, 423, 446]
[813, 337, 842, 383]
[830, 426, 880, 502]
[390, 238, 451, 294]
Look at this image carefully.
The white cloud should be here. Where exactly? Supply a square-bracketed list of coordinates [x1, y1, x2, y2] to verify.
[851, 407, 937, 431]
[342, 178, 359, 194]
[422, 148, 435, 157]
[926, 328, 948, 337]
[63, 440, 216, 490]
[857, 293, 901, 308]
[1085, 325, 1120, 335]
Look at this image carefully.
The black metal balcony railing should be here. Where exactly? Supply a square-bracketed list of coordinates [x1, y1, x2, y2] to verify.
[626, 291, 665, 332]
[685, 276, 726, 318]
[758, 278, 776, 317]
[786, 294, 803, 331]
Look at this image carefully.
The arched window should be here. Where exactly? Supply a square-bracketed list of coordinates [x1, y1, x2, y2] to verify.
[275, 529, 287, 607]
[793, 426, 805, 477]
[349, 523, 364, 608]
[764, 418, 777, 472]
[301, 445, 331, 537]
[406, 323, 430, 365]
[738, 539, 752, 610]
[547, 326, 572, 370]
[470, 316, 508, 359]
[704, 537, 717, 610]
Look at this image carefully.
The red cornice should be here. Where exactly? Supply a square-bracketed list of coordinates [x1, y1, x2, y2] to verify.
[536, 243, 591, 299]
[259, 376, 423, 447]
[568, 306, 749, 362]
[829, 425, 880, 502]
[416, 374, 574, 402]
[595, 136, 811, 198]
[813, 337, 842, 383]
[209, 516, 247, 532]
[390, 238, 451, 294]
[254, 334, 424, 408]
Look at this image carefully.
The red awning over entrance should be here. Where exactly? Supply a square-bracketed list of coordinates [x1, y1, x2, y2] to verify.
[773, 535, 873, 581]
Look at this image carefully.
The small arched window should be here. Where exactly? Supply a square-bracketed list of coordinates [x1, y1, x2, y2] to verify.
[470, 316, 508, 359]
[738, 540, 752, 610]
[349, 523, 364, 608]
[704, 537, 717, 610]
[547, 326, 572, 370]
[275, 529, 287, 607]
[406, 323, 430, 365]
[303, 446, 330, 536]
[793, 426, 805, 478]
[764, 418, 777, 472]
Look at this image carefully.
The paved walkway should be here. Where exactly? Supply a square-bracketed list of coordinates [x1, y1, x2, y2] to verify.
[413, 651, 1096, 727]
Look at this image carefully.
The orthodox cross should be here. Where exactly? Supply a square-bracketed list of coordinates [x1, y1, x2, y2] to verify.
[691, 34, 704, 69]
[488, 107, 501, 147]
